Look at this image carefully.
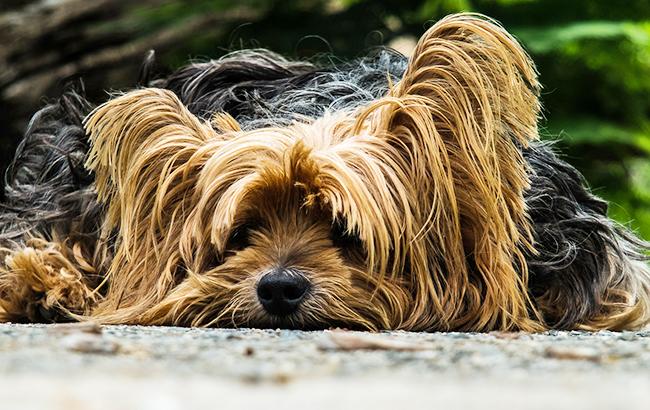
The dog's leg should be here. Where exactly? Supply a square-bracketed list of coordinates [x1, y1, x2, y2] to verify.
[0, 238, 98, 322]
[591, 252, 650, 330]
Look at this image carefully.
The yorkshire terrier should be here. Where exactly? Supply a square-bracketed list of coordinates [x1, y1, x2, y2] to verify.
[1, 14, 649, 331]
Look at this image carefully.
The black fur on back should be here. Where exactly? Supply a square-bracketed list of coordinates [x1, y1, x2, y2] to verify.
[154, 49, 407, 129]
[524, 143, 649, 328]
[1, 49, 647, 329]
[0, 84, 100, 245]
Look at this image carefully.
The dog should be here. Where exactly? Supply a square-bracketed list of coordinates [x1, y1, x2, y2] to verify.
[0, 13, 648, 331]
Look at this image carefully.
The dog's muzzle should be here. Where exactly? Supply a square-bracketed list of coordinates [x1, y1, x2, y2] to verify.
[257, 269, 310, 317]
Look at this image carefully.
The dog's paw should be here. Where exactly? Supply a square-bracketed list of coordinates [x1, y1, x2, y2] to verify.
[0, 241, 97, 322]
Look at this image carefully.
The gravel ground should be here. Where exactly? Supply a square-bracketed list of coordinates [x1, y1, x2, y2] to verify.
[0, 323, 648, 409]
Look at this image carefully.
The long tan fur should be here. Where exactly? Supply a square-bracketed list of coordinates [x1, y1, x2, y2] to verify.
[77, 14, 542, 330]
[3, 13, 646, 331]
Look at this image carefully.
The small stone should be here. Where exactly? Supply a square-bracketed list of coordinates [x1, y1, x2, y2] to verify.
[60, 332, 120, 354]
[490, 331, 526, 340]
[619, 333, 637, 341]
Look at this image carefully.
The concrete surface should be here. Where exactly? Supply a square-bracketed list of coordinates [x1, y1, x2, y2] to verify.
[0, 323, 648, 409]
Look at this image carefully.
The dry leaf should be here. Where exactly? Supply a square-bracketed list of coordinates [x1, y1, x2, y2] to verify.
[48, 321, 102, 335]
[544, 346, 602, 362]
[319, 331, 430, 351]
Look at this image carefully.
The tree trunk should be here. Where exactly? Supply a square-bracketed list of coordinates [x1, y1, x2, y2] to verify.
[0, 1, 260, 197]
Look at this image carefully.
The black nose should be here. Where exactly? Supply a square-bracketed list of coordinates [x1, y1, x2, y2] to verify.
[257, 270, 310, 316]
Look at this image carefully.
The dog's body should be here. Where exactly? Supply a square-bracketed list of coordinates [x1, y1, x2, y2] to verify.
[1, 14, 649, 331]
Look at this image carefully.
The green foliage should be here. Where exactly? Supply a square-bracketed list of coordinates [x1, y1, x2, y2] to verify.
[416, 0, 471, 18]
[509, 17, 650, 238]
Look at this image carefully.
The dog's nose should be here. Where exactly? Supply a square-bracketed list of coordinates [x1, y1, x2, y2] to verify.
[257, 270, 310, 316]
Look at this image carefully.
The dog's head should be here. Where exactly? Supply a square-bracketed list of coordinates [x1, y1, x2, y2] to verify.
[85, 14, 543, 331]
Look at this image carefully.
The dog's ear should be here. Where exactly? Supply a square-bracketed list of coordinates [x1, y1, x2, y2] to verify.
[85, 88, 219, 226]
[84, 88, 235, 319]
[357, 14, 542, 330]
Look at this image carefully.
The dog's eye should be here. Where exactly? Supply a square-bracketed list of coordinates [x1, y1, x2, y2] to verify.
[331, 220, 363, 249]
[226, 222, 254, 251]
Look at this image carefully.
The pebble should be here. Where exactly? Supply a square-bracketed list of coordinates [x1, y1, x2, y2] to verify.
[60, 332, 120, 354]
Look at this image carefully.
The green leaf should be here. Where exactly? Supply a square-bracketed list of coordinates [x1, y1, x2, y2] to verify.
[514, 21, 650, 54]
[545, 118, 650, 154]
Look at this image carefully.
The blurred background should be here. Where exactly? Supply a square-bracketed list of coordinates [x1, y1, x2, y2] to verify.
[2, 0, 650, 237]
